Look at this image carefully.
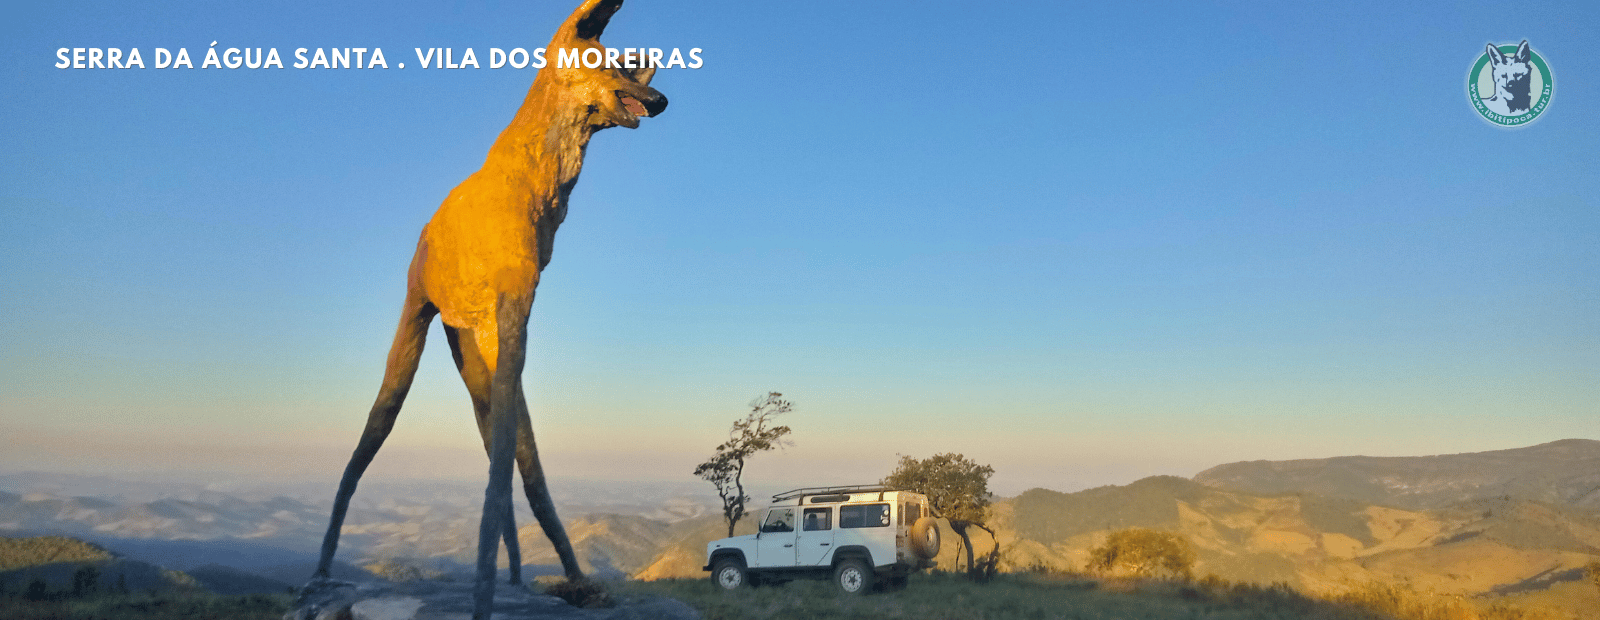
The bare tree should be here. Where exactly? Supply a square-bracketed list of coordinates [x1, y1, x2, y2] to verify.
[882, 453, 998, 578]
[694, 392, 794, 537]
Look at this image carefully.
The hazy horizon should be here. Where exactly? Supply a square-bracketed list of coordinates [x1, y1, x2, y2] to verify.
[5, 435, 1594, 500]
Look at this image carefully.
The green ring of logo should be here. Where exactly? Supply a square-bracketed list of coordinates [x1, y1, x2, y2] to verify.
[1468, 44, 1554, 128]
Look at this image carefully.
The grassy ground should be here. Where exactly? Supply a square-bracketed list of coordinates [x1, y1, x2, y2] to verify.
[621, 572, 1386, 620]
[3, 571, 1573, 620]
[621, 571, 1579, 620]
[0, 591, 290, 620]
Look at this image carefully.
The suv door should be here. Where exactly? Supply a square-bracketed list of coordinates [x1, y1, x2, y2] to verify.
[836, 502, 893, 565]
[796, 506, 834, 565]
[754, 507, 797, 568]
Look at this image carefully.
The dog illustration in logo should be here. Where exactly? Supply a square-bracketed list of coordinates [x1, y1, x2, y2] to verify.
[1482, 40, 1532, 116]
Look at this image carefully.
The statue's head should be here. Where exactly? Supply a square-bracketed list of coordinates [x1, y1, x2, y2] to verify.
[546, 0, 668, 130]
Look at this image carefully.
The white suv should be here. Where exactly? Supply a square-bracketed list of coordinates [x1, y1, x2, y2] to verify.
[703, 485, 941, 594]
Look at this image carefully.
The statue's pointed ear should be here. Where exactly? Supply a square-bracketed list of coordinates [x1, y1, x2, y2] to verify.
[560, 0, 625, 42]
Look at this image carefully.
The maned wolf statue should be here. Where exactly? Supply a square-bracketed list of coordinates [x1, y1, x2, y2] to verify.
[301, 0, 667, 618]
[1482, 40, 1532, 116]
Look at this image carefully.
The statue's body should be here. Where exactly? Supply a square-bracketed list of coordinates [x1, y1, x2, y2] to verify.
[307, 1, 667, 617]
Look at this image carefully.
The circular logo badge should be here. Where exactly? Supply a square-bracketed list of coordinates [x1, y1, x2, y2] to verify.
[1468, 40, 1554, 127]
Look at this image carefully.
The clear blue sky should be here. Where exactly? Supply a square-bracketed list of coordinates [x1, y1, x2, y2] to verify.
[2, 0, 1595, 496]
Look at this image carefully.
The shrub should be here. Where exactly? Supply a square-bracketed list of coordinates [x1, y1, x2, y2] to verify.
[544, 578, 612, 608]
[362, 557, 447, 582]
[1086, 528, 1196, 580]
[24, 578, 51, 601]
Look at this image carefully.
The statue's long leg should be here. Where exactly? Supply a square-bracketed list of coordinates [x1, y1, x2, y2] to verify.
[314, 287, 436, 579]
[473, 293, 532, 619]
[446, 324, 526, 586]
[513, 382, 583, 580]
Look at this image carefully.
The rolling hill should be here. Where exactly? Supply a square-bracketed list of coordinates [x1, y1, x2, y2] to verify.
[0, 535, 202, 595]
[987, 476, 1600, 590]
[1192, 439, 1600, 512]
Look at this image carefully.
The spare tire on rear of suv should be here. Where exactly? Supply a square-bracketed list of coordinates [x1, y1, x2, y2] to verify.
[909, 516, 940, 559]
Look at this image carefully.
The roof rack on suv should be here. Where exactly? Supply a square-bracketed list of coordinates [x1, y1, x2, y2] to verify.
[772, 485, 898, 502]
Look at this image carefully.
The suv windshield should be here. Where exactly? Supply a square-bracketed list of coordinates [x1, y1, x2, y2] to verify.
[761, 508, 795, 532]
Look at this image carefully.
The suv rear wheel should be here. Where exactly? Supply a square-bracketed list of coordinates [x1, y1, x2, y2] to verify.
[833, 558, 872, 595]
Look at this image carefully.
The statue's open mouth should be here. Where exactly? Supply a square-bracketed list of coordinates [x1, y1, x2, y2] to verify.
[619, 93, 648, 117]
[615, 89, 667, 120]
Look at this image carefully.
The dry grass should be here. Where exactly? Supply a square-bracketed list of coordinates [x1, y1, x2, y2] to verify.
[1321, 580, 1569, 620]
[626, 570, 1578, 620]
[628, 571, 1345, 620]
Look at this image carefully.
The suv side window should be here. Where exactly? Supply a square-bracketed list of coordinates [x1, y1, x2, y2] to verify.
[761, 508, 795, 533]
[802, 507, 831, 531]
[839, 503, 890, 528]
[901, 502, 921, 525]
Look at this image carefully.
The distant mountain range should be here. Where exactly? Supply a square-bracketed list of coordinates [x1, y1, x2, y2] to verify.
[1193, 439, 1600, 512]
[3, 440, 1597, 617]
[0, 488, 330, 542]
[0, 472, 716, 584]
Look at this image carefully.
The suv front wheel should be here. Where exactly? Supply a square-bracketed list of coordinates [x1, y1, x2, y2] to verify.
[833, 558, 873, 595]
[711, 557, 750, 591]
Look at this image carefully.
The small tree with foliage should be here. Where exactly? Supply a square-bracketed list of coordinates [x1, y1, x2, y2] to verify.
[1588, 560, 1600, 595]
[1087, 528, 1196, 580]
[882, 453, 998, 578]
[694, 392, 794, 537]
